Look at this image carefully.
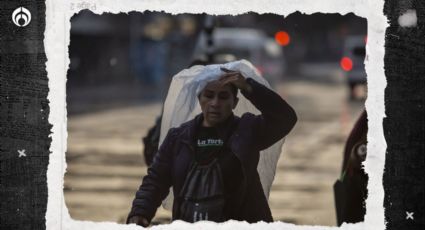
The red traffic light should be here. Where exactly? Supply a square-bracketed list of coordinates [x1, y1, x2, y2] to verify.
[275, 31, 290, 46]
[340, 57, 353, 72]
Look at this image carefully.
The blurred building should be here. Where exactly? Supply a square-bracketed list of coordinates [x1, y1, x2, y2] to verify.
[68, 11, 204, 88]
[67, 11, 366, 113]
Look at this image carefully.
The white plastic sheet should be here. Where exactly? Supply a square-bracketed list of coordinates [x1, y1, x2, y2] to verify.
[160, 59, 286, 210]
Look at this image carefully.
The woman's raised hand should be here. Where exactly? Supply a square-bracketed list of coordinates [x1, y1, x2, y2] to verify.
[219, 67, 252, 93]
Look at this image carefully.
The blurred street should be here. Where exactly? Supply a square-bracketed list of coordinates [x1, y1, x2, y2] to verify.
[65, 10, 367, 227]
[64, 75, 365, 226]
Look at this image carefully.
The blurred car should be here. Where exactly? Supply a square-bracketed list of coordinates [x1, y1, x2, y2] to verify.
[192, 28, 286, 87]
[340, 35, 367, 100]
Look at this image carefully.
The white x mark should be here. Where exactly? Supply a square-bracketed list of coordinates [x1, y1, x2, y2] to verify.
[406, 211, 414, 220]
[18, 149, 26, 157]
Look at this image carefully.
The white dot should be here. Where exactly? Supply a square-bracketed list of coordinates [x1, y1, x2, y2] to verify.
[398, 9, 417, 27]
[109, 58, 118, 66]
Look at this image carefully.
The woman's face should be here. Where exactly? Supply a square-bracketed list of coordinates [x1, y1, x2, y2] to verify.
[198, 81, 238, 127]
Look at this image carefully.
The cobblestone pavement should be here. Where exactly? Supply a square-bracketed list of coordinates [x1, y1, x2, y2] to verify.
[64, 79, 365, 226]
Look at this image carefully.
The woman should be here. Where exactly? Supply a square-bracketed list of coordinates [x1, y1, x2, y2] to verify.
[127, 60, 297, 226]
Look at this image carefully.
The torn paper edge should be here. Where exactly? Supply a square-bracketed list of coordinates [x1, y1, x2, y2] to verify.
[45, 0, 388, 229]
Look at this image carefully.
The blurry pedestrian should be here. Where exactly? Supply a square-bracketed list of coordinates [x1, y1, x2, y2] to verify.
[127, 62, 297, 226]
[334, 110, 368, 225]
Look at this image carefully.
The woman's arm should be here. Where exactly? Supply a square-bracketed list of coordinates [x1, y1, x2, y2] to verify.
[127, 128, 177, 225]
[241, 78, 297, 150]
[218, 71, 297, 150]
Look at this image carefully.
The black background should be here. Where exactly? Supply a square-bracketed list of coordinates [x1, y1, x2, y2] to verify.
[0, 0, 424, 229]
[383, 0, 424, 229]
[1, 1, 50, 230]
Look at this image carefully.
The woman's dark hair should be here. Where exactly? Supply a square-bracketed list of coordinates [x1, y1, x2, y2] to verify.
[228, 84, 238, 99]
[198, 83, 238, 100]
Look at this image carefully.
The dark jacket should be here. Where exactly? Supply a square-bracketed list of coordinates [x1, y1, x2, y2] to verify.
[128, 78, 297, 223]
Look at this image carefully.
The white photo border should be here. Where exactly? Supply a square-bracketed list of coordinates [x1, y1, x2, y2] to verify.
[45, 0, 387, 229]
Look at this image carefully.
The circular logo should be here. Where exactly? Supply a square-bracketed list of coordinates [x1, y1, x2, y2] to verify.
[356, 143, 367, 159]
[12, 7, 31, 27]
